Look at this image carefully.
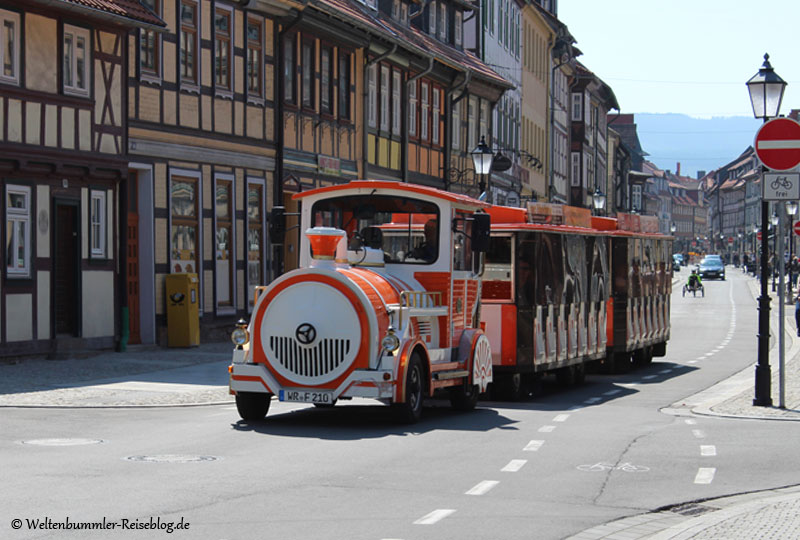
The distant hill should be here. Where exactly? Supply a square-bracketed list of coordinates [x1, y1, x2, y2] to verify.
[626, 113, 762, 179]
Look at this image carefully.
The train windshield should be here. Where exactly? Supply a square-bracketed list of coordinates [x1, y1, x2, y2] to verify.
[310, 195, 440, 264]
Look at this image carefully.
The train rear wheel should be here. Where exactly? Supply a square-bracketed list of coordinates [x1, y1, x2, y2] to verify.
[493, 373, 524, 401]
[235, 392, 271, 421]
[449, 382, 480, 411]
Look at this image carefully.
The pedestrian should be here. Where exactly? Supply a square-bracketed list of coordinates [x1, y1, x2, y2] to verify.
[795, 291, 800, 337]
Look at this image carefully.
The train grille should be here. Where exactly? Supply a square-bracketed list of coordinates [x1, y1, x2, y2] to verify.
[269, 336, 352, 378]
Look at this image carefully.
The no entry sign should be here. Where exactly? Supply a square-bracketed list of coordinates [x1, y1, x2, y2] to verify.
[794, 221, 800, 237]
[755, 117, 800, 171]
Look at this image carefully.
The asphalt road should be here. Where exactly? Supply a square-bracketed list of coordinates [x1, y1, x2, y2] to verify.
[3, 270, 800, 540]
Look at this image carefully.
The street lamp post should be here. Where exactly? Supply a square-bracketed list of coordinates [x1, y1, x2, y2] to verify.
[471, 135, 494, 202]
[747, 53, 787, 407]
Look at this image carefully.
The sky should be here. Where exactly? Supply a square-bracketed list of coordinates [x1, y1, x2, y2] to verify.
[557, 0, 800, 119]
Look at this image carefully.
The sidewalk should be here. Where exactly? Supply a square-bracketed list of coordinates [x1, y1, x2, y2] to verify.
[0, 342, 234, 407]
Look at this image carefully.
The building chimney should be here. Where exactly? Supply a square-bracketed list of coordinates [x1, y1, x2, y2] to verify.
[676, 162, 681, 176]
[697, 170, 706, 179]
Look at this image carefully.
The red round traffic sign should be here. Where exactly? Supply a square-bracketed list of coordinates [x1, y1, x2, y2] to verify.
[755, 117, 800, 171]
[794, 220, 800, 237]
[757, 231, 763, 241]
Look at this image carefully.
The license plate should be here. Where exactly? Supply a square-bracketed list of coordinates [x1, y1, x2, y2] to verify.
[279, 389, 334, 404]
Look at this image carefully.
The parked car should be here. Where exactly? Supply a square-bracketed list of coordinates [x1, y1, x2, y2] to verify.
[699, 257, 726, 280]
[672, 255, 682, 272]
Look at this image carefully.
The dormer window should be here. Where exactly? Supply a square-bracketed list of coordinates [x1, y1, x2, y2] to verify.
[455, 10, 462, 47]
[401, 2, 408, 24]
[392, 0, 400, 20]
[428, 3, 436, 36]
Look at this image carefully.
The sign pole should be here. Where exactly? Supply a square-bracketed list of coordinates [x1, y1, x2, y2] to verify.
[779, 210, 785, 409]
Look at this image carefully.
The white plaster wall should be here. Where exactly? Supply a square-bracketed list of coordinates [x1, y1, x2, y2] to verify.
[6, 294, 33, 341]
[82, 271, 114, 338]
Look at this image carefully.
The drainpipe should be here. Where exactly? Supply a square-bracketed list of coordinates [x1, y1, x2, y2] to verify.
[363, 43, 398, 178]
[444, 71, 471, 191]
[403, 57, 434, 182]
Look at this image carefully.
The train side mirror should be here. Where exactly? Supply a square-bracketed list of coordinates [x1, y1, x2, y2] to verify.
[269, 206, 286, 244]
[471, 213, 491, 253]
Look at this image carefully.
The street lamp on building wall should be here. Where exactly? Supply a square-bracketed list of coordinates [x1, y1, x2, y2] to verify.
[747, 53, 787, 407]
[471, 135, 494, 202]
[592, 187, 606, 216]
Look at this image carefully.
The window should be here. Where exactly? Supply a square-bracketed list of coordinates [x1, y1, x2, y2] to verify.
[451, 101, 460, 150]
[170, 175, 199, 274]
[90, 190, 106, 258]
[454, 11, 462, 47]
[6, 184, 30, 277]
[571, 92, 582, 121]
[283, 35, 296, 104]
[338, 53, 350, 120]
[408, 80, 417, 136]
[432, 87, 440, 145]
[368, 63, 377, 128]
[632, 185, 642, 212]
[246, 17, 263, 99]
[468, 96, 476, 150]
[420, 81, 429, 140]
[438, 2, 447, 41]
[392, 70, 401, 136]
[380, 65, 389, 132]
[392, 0, 400, 20]
[480, 101, 489, 147]
[320, 46, 333, 114]
[214, 6, 232, 92]
[428, 3, 436, 35]
[247, 181, 265, 310]
[180, 0, 198, 86]
[63, 24, 90, 96]
[139, 0, 160, 79]
[0, 9, 20, 85]
[400, 2, 408, 24]
[301, 40, 314, 109]
[571, 152, 581, 186]
[215, 177, 234, 309]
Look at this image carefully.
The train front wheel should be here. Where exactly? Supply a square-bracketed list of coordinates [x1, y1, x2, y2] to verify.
[235, 392, 272, 421]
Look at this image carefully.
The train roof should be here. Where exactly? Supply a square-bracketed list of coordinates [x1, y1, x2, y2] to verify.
[487, 204, 673, 239]
[293, 180, 491, 210]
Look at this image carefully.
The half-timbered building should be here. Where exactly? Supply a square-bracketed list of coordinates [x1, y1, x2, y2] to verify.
[0, 0, 165, 357]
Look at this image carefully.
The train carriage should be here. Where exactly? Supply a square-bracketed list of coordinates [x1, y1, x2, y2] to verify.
[482, 203, 672, 398]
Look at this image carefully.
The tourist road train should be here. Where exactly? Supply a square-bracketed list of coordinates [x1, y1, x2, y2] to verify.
[228, 180, 672, 422]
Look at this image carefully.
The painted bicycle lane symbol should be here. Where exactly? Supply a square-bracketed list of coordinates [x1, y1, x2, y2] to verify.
[577, 462, 650, 473]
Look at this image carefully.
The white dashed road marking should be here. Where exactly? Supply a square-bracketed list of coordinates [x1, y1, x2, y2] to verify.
[695, 468, 716, 484]
[692, 429, 706, 439]
[465, 480, 499, 496]
[685, 419, 697, 425]
[603, 389, 622, 396]
[553, 414, 570, 422]
[524, 440, 544, 452]
[701, 445, 717, 457]
[501, 459, 527, 472]
[538, 425, 556, 433]
[414, 509, 456, 525]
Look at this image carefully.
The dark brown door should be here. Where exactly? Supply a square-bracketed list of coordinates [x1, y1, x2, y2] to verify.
[54, 202, 79, 335]
[127, 172, 141, 344]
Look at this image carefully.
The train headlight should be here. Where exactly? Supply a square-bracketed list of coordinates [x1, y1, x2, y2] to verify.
[381, 328, 400, 352]
[231, 319, 250, 348]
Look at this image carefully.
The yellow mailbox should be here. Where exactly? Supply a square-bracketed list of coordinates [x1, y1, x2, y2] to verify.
[165, 273, 200, 347]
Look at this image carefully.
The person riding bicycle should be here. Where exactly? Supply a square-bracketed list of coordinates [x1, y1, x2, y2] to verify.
[687, 268, 702, 290]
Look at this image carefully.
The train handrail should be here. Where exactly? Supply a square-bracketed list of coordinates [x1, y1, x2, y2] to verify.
[396, 291, 446, 330]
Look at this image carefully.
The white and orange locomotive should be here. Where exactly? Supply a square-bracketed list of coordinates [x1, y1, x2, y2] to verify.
[229, 181, 493, 423]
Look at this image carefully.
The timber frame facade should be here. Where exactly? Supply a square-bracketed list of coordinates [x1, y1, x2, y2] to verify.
[0, 0, 164, 358]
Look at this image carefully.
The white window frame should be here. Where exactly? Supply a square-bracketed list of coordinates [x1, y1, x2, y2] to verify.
[452, 101, 460, 149]
[454, 11, 462, 47]
[0, 9, 21, 86]
[438, 2, 447, 41]
[6, 184, 31, 277]
[392, 0, 400, 20]
[429, 2, 436, 36]
[468, 96, 477, 150]
[367, 63, 377, 128]
[214, 173, 236, 313]
[409, 81, 417, 136]
[392, 70, 401, 136]
[213, 3, 234, 95]
[401, 2, 409, 24]
[480, 100, 489, 146]
[571, 152, 581, 187]
[63, 24, 90, 97]
[90, 190, 107, 259]
[380, 65, 390, 132]
[432, 87, 440, 144]
[421, 81, 429, 140]
[571, 92, 582, 121]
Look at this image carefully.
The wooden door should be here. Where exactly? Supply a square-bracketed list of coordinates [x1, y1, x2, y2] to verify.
[54, 203, 79, 335]
[127, 172, 141, 344]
